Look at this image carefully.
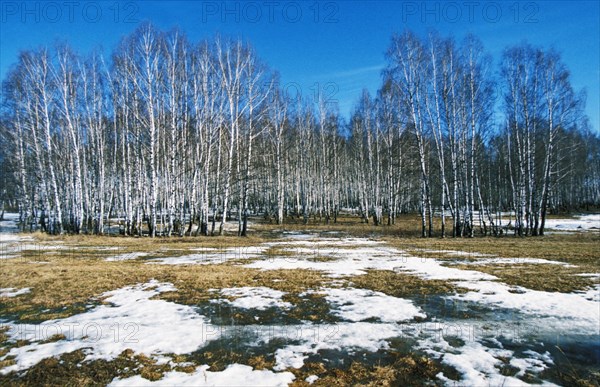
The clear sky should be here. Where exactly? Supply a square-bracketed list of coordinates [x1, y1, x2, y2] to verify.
[1, 0, 598, 132]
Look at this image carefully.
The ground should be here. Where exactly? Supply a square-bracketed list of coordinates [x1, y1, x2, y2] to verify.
[0, 213, 599, 386]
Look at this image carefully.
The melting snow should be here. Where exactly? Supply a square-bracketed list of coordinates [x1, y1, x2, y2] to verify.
[1, 228, 597, 386]
[273, 322, 402, 371]
[105, 252, 149, 261]
[0, 288, 30, 298]
[319, 287, 426, 323]
[0, 280, 215, 375]
[543, 214, 600, 231]
[0, 213, 21, 234]
[422, 337, 559, 386]
[215, 287, 292, 310]
[109, 363, 295, 386]
[450, 281, 600, 334]
[414, 248, 493, 257]
[246, 242, 497, 281]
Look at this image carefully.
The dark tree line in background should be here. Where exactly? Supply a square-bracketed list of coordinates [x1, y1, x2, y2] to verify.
[1, 24, 598, 237]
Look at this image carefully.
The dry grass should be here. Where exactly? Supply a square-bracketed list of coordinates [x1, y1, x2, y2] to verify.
[263, 245, 296, 257]
[0, 349, 171, 386]
[0, 231, 334, 322]
[31, 232, 269, 252]
[0, 253, 331, 322]
[385, 232, 600, 267]
[348, 270, 465, 297]
[159, 268, 331, 308]
[0, 346, 444, 387]
[3, 218, 597, 320]
[2, 216, 599, 386]
[453, 264, 598, 293]
[183, 348, 277, 373]
[384, 231, 599, 293]
[288, 353, 443, 386]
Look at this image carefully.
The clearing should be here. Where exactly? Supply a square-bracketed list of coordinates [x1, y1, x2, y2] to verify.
[0, 213, 599, 386]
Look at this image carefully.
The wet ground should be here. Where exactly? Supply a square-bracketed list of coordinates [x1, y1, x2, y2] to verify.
[0, 214, 599, 386]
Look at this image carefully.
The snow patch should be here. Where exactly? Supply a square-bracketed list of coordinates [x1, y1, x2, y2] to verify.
[451, 281, 600, 334]
[0, 287, 30, 298]
[273, 322, 403, 371]
[543, 214, 600, 231]
[320, 287, 426, 323]
[414, 248, 493, 257]
[430, 340, 558, 386]
[246, 242, 497, 281]
[1, 280, 216, 374]
[215, 287, 292, 310]
[109, 363, 295, 386]
[105, 252, 149, 261]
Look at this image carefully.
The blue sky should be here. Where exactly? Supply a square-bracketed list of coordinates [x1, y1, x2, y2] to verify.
[1, 1, 598, 132]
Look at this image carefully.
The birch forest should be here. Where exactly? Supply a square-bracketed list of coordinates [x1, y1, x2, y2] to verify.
[1, 25, 598, 237]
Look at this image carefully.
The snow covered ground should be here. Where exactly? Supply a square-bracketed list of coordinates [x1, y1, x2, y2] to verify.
[1, 213, 599, 386]
[109, 364, 295, 386]
[1, 281, 210, 374]
[318, 287, 426, 323]
[0, 213, 21, 234]
[0, 288, 30, 298]
[105, 251, 149, 262]
[0, 213, 35, 259]
[214, 287, 293, 310]
[544, 214, 600, 231]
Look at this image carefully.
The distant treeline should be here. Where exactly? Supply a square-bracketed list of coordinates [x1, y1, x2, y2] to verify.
[0, 24, 598, 237]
